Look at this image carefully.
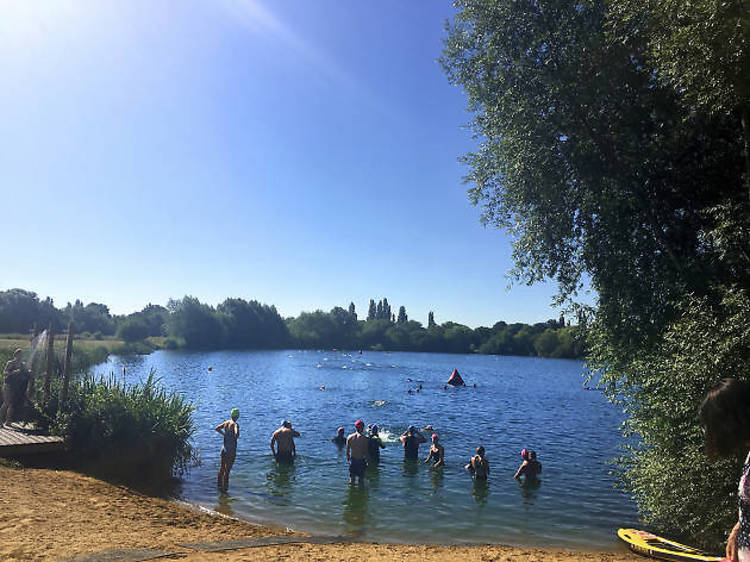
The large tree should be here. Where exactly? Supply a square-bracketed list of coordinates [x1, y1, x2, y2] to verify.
[442, 0, 749, 548]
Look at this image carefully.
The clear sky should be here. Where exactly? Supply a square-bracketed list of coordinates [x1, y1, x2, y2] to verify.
[0, 0, 574, 327]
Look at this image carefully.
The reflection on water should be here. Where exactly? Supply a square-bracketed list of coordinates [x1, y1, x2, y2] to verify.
[343, 484, 369, 535]
[519, 479, 541, 506]
[266, 459, 296, 501]
[92, 350, 638, 549]
[471, 479, 490, 507]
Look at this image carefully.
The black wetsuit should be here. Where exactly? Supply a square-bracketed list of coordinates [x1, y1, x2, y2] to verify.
[368, 435, 384, 462]
[403, 435, 419, 460]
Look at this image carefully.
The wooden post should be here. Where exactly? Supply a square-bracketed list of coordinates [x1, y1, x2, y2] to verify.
[60, 322, 74, 410]
[43, 323, 54, 405]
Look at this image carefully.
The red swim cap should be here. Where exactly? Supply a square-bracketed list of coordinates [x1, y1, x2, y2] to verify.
[431, 433, 438, 439]
[521, 448, 529, 460]
[354, 420, 364, 428]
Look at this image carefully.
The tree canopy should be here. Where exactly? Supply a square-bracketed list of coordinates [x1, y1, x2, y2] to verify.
[442, 0, 750, 549]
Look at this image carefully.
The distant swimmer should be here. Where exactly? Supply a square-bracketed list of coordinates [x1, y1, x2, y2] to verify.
[400, 426, 426, 461]
[346, 420, 369, 485]
[367, 424, 386, 464]
[271, 420, 300, 463]
[447, 369, 466, 387]
[332, 426, 346, 447]
[514, 449, 542, 483]
[215, 408, 240, 491]
[465, 446, 490, 479]
[319, 385, 326, 391]
[423, 425, 435, 432]
[424, 433, 444, 467]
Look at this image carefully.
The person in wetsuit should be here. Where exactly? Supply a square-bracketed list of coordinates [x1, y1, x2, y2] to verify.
[514, 448, 542, 482]
[367, 424, 386, 464]
[1, 349, 32, 428]
[466, 445, 490, 479]
[346, 420, 369, 485]
[424, 433, 445, 467]
[332, 426, 346, 447]
[271, 420, 300, 463]
[400, 425, 426, 461]
[215, 408, 240, 491]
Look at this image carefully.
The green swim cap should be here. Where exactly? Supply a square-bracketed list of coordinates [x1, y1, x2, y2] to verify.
[231, 408, 240, 419]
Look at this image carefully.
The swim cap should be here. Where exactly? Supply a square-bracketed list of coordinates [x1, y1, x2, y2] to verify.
[371, 424, 379, 434]
[282, 420, 291, 428]
[521, 448, 529, 460]
[337, 426, 345, 433]
[231, 408, 240, 419]
[354, 420, 364, 429]
[476, 445, 485, 455]
[408, 425, 416, 434]
[431, 433, 438, 439]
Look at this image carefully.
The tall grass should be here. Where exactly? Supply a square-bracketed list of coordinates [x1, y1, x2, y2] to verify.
[56, 370, 197, 482]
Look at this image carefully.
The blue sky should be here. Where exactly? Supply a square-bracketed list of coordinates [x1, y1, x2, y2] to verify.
[0, 0, 576, 327]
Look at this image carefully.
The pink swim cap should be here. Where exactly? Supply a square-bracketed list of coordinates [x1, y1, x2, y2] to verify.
[521, 448, 530, 460]
[431, 433, 438, 439]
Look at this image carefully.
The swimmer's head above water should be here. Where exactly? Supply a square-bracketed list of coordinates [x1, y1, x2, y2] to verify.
[408, 425, 416, 435]
[230, 408, 240, 420]
[354, 420, 365, 432]
[282, 420, 292, 428]
[370, 424, 379, 435]
[337, 426, 345, 435]
[476, 445, 485, 457]
[520, 448, 530, 461]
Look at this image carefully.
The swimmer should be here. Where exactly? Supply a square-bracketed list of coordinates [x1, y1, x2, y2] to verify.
[367, 424, 386, 464]
[442, 385, 448, 390]
[215, 408, 240, 491]
[424, 433, 444, 467]
[346, 420, 369, 485]
[465, 446, 490, 479]
[270, 420, 300, 463]
[400, 425, 426, 460]
[319, 385, 326, 391]
[514, 449, 542, 482]
[332, 426, 346, 447]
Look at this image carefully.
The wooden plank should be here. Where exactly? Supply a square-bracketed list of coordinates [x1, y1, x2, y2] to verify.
[0, 426, 66, 456]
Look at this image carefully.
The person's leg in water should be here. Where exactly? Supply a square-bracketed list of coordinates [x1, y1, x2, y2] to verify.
[218, 449, 235, 491]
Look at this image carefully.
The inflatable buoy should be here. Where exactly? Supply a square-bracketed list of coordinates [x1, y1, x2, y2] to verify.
[617, 528, 724, 561]
[447, 369, 466, 387]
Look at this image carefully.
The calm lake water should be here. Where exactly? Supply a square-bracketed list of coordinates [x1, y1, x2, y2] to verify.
[92, 350, 637, 549]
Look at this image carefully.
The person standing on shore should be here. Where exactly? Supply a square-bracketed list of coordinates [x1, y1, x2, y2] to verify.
[1, 349, 31, 428]
[346, 420, 369, 485]
[400, 426, 426, 461]
[215, 408, 240, 491]
[424, 433, 445, 467]
[700, 378, 750, 562]
[271, 420, 300, 463]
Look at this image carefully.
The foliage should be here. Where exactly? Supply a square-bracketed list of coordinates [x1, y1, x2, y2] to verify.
[592, 290, 750, 547]
[116, 316, 151, 342]
[442, 0, 749, 549]
[0, 289, 62, 333]
[55, 370, 197, 482]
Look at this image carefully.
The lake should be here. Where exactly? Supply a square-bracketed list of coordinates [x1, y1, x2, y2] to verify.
[92, 349, 637, 549]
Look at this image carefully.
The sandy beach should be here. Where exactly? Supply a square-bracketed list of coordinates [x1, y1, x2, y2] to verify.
[0, 464, 644, 561]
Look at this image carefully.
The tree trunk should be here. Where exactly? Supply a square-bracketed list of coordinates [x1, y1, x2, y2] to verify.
[43, 323, 54, 406]
[60, 322, 74, 411]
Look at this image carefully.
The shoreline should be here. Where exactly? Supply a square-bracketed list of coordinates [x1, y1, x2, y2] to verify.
[0, 464, 643, 561]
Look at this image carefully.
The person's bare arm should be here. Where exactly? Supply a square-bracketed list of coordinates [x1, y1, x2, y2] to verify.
[270, 431, 278, 456]
[215, 421, 226, 435]
[346, 436, 351, 461]
[292, 429, 300, 437]
[514, 461, 524, 479]
[727, 520, 739, 562]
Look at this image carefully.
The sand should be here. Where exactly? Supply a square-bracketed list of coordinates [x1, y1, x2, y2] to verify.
[0, 464, 643, 561]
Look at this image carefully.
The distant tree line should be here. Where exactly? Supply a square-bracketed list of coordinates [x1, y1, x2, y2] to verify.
[0, 288, 583, 358]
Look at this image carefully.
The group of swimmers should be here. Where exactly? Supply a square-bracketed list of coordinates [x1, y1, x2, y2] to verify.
[214, 409, 541, 491]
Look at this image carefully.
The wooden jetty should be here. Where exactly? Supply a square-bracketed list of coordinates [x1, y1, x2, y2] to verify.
[0, 425, 66, 456]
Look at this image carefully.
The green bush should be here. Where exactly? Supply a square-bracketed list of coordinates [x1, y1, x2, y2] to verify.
[593, 288, 750, 549]
[116, 317, 150, 342]
[55, 370, 197, 482]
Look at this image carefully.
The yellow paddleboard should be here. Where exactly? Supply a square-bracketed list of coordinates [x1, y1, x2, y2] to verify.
[617, 529, 725, 561]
